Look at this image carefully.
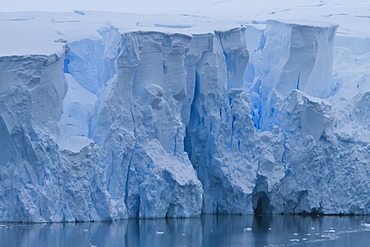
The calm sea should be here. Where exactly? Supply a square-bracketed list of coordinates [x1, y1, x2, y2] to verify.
[1, 215, 369, 246]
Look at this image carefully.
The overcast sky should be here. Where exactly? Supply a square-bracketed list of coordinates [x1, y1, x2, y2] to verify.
[0, 0, 331, 13]
[1, 0, 369, 18]
[0, 0, 211, 13]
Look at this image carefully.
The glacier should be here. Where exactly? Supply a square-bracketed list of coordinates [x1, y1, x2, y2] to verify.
[0, 9, 369, 222]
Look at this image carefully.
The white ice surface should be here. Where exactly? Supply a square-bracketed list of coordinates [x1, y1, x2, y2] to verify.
[1, 0, 370, 55]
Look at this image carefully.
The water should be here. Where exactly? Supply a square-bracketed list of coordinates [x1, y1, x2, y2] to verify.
[1, 215, 369, 247]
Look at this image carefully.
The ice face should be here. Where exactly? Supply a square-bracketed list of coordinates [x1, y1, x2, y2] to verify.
[251, 20, 338, 131]
[0, 53, 69, 222]
[90, 31, 203, 219]
[0, 11, 370, 222]
[272, 20, 337, 99]
[182, 30, 257, 214]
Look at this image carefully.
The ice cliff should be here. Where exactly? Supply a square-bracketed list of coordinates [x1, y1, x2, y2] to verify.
[0, 13, 369, 222]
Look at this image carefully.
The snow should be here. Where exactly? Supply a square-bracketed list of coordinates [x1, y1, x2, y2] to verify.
[58, 74, 97, 152]
[0, 0, 370, 222]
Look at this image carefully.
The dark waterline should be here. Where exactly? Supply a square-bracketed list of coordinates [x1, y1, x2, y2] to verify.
[1, 215, 369, 247]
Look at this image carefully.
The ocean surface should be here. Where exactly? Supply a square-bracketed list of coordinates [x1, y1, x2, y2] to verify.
[1, 215, 369, 246]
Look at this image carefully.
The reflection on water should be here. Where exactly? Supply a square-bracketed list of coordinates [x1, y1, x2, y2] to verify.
[1, 215, 369, 247]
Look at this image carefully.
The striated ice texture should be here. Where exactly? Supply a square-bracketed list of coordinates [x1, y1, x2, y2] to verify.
[0, 15, 369, 222]
[246, 20, 370, 215]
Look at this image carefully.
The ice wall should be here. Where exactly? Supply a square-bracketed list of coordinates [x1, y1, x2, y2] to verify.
[0, 53, 68, 222]
[183, 30, 257, 214]
[90, 31, 203, 219]
[245, 20, 370, 215]
[260, 20, 338, 98]
[1, 17, 370, 222]
[252, 20, 338, 131]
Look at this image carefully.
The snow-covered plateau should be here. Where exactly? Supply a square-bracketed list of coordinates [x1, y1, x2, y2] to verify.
[0, 0, 370, 222]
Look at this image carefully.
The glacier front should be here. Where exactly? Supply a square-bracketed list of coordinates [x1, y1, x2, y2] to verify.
[0, 10, 369, 222]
